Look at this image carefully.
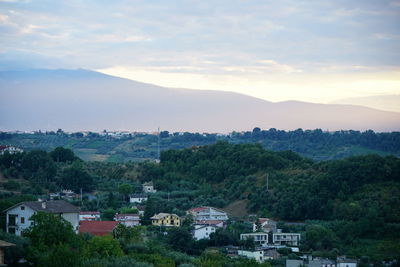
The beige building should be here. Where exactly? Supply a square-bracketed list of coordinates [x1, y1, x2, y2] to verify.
[151, 213, 180, 227]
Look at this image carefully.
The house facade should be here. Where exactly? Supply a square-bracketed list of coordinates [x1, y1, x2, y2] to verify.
[238, 249, 266, 263]
[129, 194, 148, 204]
[114, 213, 140, 227]
[193, 224, 216, 240]
[4, 200, 79, 235]
[273, 232, 301, 246]
[0, 145, 23, 155]
[240, 232, 269, 246]
[187, 207, 229, 223]
[253, 218, 277, 233]
[142, 182, 156, 193]
[151, 213, 180, 227]
[79, 211, 100, 221]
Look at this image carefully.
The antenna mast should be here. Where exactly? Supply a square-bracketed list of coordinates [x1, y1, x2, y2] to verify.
[157, 127, 161, 160]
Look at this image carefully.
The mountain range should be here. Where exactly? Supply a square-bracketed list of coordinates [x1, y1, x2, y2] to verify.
[1, 69, 399, 132]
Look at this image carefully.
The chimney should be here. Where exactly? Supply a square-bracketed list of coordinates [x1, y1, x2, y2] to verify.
[41, 201, 46, 209]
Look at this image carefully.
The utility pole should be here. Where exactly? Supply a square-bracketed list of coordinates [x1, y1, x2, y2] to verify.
[157, 127, 161, 160]
[266, 173, 269, 191]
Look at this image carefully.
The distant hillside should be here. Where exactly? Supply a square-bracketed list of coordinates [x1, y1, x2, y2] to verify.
[1, 69, 400, 132]
[1, 129, 399, 162]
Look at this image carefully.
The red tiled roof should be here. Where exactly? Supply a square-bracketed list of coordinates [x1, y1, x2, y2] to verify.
[188, 207, 208, 212]
[79, 221, 119, 236]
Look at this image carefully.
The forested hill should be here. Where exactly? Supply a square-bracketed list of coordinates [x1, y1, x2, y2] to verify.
[1, 142, 400, 260]
[1, 128, 399, 162]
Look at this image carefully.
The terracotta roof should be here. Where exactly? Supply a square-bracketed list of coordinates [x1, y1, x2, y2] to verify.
[188, 207, 208, 212]
[4, 200, 79, 213]
[80, 211, 100, 215]
[79, 221, 119, 236]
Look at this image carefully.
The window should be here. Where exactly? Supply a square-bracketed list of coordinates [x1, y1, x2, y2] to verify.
[21, 206, 25, 210]
[21, 217, 25, 224]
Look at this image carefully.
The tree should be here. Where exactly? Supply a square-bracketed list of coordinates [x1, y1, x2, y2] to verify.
[118, 183, 133, 201]
[59, 164, 94, 192]
[50, 147, 76, 163]
[84, 235, 123, 259]
[167, 227, 194, 254]
[23, 212, 82, 265]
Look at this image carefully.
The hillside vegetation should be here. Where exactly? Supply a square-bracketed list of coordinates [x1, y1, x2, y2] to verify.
[1, 141, 399, 262]
[1, 128, 399, 162]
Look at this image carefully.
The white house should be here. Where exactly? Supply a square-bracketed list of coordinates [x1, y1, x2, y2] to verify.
[114, 213, 140, 227]
[273, 231, 301, 246]
[0, 145, 23, 155]
[253, 218, 277, 233]
[337, 258, 357, 267]
[79, 211, 100, 221]
[187, 207, 229, 223]
[4, 200, 79, 235]
[238, 249, 266, 263]
[142, 182, 156, 193]
[240, 232, 269, 246]
[193, 224, 217, 240]
[129, 193, 148, 204]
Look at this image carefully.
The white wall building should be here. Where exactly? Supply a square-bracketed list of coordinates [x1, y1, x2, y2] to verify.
[253, 218, 277, 233]
[238, 249, 266, 263]
[129, 194, 148, 203]
[79, 211, 100, 221]
[114, 213, 140, 227]
[273, 232, 301, 246]
[0, 145, 23, 155]
[337, 259, 357, 267]
[4, 200, 79, 235]
[240, 232, 269, 246]
[187, 207, 229, 222]
[142, 182, 157, 193]
[193, 224, 217, 240]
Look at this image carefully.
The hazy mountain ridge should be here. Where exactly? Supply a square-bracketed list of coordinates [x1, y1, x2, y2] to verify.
[1, 69, 399, 132]
[330, 95, 400, 113]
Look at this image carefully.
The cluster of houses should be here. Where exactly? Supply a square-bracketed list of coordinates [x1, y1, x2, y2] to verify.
[287, 256, 358, 267]
[3, 181, 357, 267]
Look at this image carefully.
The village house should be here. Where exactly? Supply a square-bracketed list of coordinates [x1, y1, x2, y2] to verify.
[79, 221, 119, 236]
[79, 211, 100, 221]
[114, 213, 140, 227]
[151, 213, 180, 227]
[238, 248, 267, 263]
[253, 218, 277, 233]
[187, 206, 229, 224]
[309, 258, 336, 267]
[240, 232, 269, 246]
[131, 205, 145, 216]
[337, 258, 357, 267]
[0, 145, 23, 155]
[4, 200, 79, 235]
[129, 193, 148, 204]
[273, 230, 301, 246]
[142, 182, 157, 193]
[192, 224, 217, 240]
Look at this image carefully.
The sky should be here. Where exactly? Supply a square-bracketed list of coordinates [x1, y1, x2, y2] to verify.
[1, 0, 400, 103]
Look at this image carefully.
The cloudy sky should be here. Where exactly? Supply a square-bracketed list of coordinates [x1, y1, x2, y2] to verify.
[1, 0, 400, 103]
